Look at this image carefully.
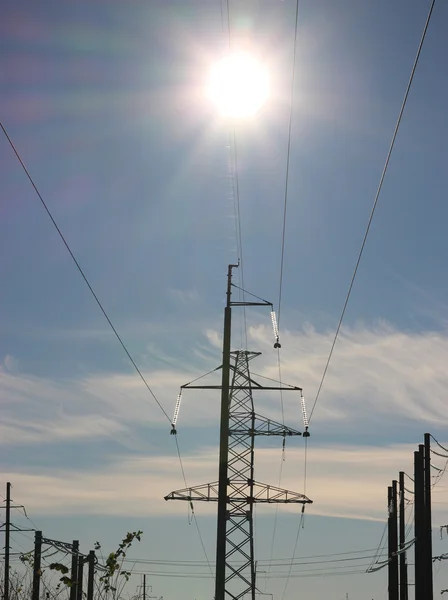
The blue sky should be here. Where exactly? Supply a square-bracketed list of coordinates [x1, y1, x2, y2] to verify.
[2, 0, 448, 598]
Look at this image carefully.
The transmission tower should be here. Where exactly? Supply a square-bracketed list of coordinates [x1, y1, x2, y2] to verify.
[165, 264, 312, 600]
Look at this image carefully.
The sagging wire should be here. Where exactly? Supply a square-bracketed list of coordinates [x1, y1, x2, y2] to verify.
[0, 122, 171, 424]
[430, 434, 448, 455]
[265, 451, 286, 590]
[366, 538, 416, 573]
[280, 506, 306, 600]
[431, 448, 448, 459]
[368, 522, 388, 572]
[172, 432, 213, 578]
[219, 1, 247, 350]
[280, 435, 309, 600]
[308, 0, 437, 425]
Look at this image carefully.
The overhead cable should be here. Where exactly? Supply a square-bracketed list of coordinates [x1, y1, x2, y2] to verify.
[173, 433, 213, 578]
[0, 122, 213, 580]
[277, 0, 300, 328]
[268, 0, 303, 586]
[308, 0, 437, 423]
[0, 121, 171, 424]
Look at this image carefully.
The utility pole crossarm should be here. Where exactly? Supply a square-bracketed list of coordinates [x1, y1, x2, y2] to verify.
[182, 362, 301, 393]
[181, 385, 301, 391]
[230, 413, 302, 436]
[250, 482, 312, 504]
[164, 482, 219, 502]
[165, 481, 311, 504]
[230, 302, 272, 307]
[41, 537, 76, 552]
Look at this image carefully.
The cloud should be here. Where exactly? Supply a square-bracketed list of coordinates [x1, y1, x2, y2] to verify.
[4, 442, 448, 525]
[168, 287, 201, 306]
[2, 320, 448, 447]
[204, 328, 222, 349]
[2, 320, 448, 524]
[0, 367, 173, 447]
[0, 414, 126, 446]
[3, 354, 19, 373]
[247, 320, 448, 429]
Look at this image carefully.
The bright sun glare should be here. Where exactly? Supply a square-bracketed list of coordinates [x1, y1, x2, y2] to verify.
[207, 53, 269, 118]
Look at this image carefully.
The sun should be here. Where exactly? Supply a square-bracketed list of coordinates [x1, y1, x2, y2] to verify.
[207, 53, 269, 118]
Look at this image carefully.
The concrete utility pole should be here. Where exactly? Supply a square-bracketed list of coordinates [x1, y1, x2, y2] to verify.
[388, 481, 399, 600]
[414, 446, 424, 600]
[214, 264, 236, 600]
[76, 554, 84, 600]
[398, 472, 408, 600]
[32, 531, 42, 600]
[424, 433, 434, 600]
[87, 550, 95, 600]
[165, 264, 312, 600]
[3, 482, 11, 600]
[70, 540, 79, 600]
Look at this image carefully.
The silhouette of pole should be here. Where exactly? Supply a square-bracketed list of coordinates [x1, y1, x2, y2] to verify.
[143, 574, 146, 600]
[424, 433, 433, 600]
[414, 447, 424, 600]
[69, 540, 79, 600]
[86, 551, 95, 600]
[215, 263, 238, 600]
[388, 482, 399, 600]
[76, 555, 84, 600]
[32, 531, 42, 600]
[399, 472, 408, 600]
[3, 482, 11, 600]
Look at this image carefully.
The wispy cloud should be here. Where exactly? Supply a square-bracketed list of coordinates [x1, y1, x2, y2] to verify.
[2, 321, 448, 447]
[247, 320, 448, 429]
[3, 354, 19, 373]
[0, 414, 126, 446]
[4, 442, 447, 525]
[2, 321, 448, 524]
[168, 287, 201, 306]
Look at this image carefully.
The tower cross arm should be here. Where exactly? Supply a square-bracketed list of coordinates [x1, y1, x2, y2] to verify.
[164, 481, 312, 505]
[251, 481, 312, 504]
[164, 482, 219, 502]
[230, 413, 303, 436]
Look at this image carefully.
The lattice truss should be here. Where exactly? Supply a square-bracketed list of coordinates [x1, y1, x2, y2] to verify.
[165, 350, 312, 600]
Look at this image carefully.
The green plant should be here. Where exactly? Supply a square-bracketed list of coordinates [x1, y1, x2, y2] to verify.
[97, 530, 143, 598]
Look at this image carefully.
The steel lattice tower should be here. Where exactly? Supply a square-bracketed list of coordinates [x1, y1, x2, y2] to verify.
[165, 264, 312, 600]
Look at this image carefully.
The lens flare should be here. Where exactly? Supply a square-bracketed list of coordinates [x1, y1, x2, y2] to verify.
[207, 53, 269, 118]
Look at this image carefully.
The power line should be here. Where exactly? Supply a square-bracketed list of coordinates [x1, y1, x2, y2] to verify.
[265, 456, 284, 588]
[267, 0, 303, 586]
[280, 466, 307, 600]
[11, 503, 40, 532]
[308, 0, 437, 424]
[123, 544, 396, 566]
[113, 565, 371, 580]
[430, 434, 448, 455]
[280, 509, 305, 600]
[278, 416, 309, 598]
[368, 522, 388, 571]
[172, 433, 213, 579]
[220, 0, 247, 351]
[230, 128, 248, 349]
[277, 0, 300, 329]
[0, 121, 171, 424]
[0, 122, 211, 580]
